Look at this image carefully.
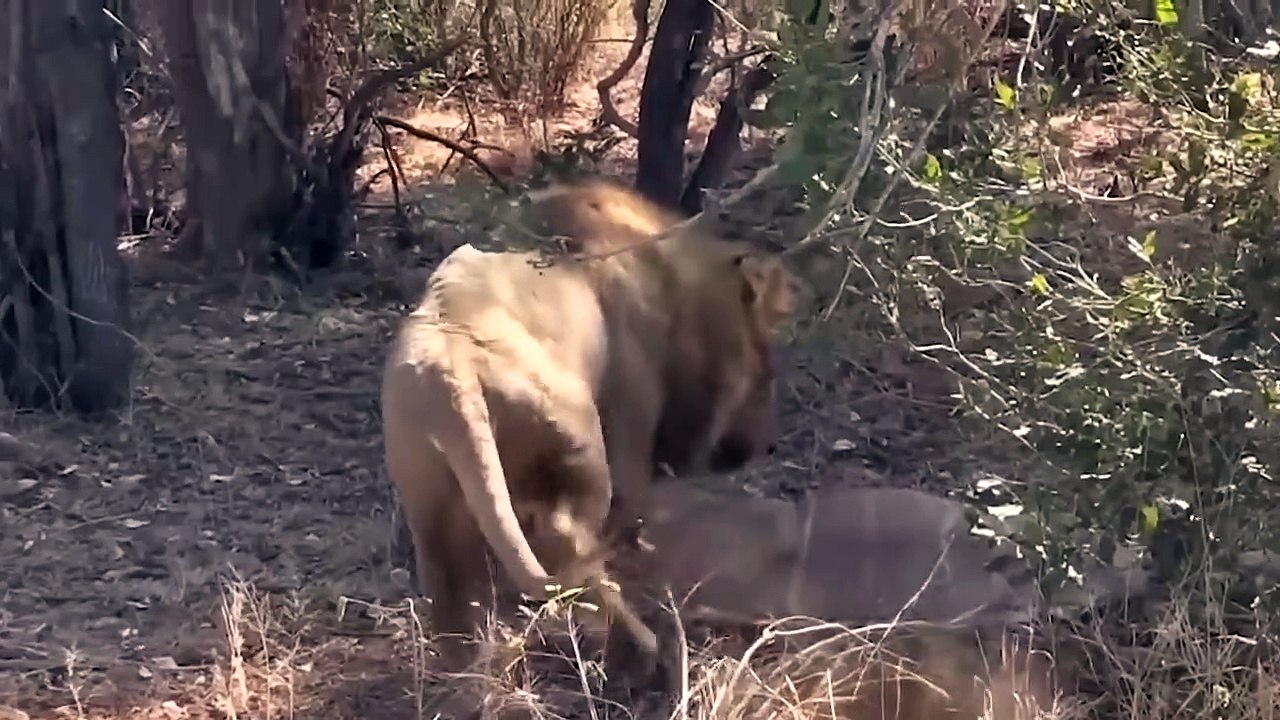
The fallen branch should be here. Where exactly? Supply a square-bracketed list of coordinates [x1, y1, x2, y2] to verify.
[374, 116, 512, 194]
[596, 0, 654, 138]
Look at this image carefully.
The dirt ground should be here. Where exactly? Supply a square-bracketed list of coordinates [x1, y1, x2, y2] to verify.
[0, 31, 1171, 719]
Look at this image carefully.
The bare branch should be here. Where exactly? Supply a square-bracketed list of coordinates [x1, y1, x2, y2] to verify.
[371, 118, 406, 215]
[681, 63, 776, 214]
[375, 116, 512, 194]
[596, 0, 654, 138]
[691, 46, 768, 97]
[333, 35, 472, 161]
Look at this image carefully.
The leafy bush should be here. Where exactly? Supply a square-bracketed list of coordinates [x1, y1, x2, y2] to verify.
[344, 0, 470, 91]
[754, 0, 1280, 661]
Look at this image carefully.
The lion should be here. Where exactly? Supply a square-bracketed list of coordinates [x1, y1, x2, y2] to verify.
[520, 178, 687, 256]
[381, 179, 797, 673]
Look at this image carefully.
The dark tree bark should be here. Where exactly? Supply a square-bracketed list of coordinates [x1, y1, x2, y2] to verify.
[634, 0, 716, 209]
[0, 0, 135, 413]
[154, 2, 465, 278]
[680, 65, 776, 215]
[155, 0, 301, 271]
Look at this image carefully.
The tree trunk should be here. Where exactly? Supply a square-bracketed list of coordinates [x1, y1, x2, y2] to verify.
[0, 0, 135, 414]
[155, 0, 299, 271]
[680, 65, 776, 215]
[634, 0, 716, 209]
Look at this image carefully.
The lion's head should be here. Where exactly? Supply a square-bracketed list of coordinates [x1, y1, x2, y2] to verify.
[656, 247, 798, 475]
[521, 178, 799, 477]
[523, 179, 685, 256]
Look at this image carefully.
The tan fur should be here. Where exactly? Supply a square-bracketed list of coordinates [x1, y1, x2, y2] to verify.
[381, 180, 797, 672]
[628, 484, 1033, 627]
[522, 178, 686, 256]
[615, 484, 1058, 719]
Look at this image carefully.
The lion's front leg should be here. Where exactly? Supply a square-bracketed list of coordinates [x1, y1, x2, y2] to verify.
[598, 346, 664, 547]
[601, 430, 656, 548]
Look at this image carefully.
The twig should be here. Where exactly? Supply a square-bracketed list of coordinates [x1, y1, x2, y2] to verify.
[441, 90, 482, 175]
[371, 116, 406, 216]
[374, 115, 512, 193]
[333, 35, 472, 169]
[355, 168, 390, 200]
[596, 0, 654, 138]
[691, 46, 768, 97]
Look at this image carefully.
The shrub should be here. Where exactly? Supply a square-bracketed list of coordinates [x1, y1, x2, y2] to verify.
[479, 0, 620, 111]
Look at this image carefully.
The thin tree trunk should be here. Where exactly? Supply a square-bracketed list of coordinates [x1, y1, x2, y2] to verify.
[634, 0, 716, 209]
[0, 0, 135, 414]
[155, 0, 297, 271]
[680, 65, 776, 215]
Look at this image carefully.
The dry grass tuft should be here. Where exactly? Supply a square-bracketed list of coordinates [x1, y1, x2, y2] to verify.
[1067, 587, 1280, 720]
[479, 0, 621, 113]
[673, 617, 1064, 720]
[214, 577, 317, 720]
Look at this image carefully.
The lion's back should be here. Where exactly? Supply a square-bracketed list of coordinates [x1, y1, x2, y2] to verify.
[385, 242, 610, 404]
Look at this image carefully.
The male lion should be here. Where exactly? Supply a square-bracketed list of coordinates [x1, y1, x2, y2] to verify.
[520, 179, 686, 256]
[381, 180, 796, 672]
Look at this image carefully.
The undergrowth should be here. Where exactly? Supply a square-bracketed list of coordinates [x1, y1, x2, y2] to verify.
[751, 0, 1280, 714]
[180, 576, 1278, 719]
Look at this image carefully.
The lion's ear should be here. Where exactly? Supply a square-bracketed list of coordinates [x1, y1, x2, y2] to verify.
[735, 254, 798, 331]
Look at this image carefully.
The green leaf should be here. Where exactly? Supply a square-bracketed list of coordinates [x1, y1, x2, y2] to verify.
[1153, 0, 1178, 27]
[922, 153, 943, 183]
[775, 139, 818, 186]
[1141, 230, 1157, 260]
[993, 78, 1017, 110]
[1231, 71, 1264, 100]
[1241, 132, 1279, 152]
[777, 19, 800, 49]
[1029, 273, 1051, 295]
[1140, 504, 1159, 535]
[1021, 156, 1042, 183]
[1041, 340, 1077, 368]
[800, 123, 832, 157]
[1006, 206, 1035, 233]
[762, 86, 802, 126]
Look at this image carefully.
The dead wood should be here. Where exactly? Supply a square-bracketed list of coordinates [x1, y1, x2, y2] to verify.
[374, 116, 512, 194]
[596, 0, 654, 139]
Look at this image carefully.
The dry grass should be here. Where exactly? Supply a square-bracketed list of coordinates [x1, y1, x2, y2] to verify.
[479, 0, 622, 113]
[20, 572, 1278, 720]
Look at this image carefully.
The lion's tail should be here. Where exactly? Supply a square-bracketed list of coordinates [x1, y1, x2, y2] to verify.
[429, 360, 552, 597]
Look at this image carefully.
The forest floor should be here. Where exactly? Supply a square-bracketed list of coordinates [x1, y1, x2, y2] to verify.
[0, 27, 1188, 720]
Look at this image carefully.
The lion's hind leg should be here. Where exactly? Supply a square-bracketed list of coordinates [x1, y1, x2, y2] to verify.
[388, 438, 494, 671]
[540, 414, 660, 670]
